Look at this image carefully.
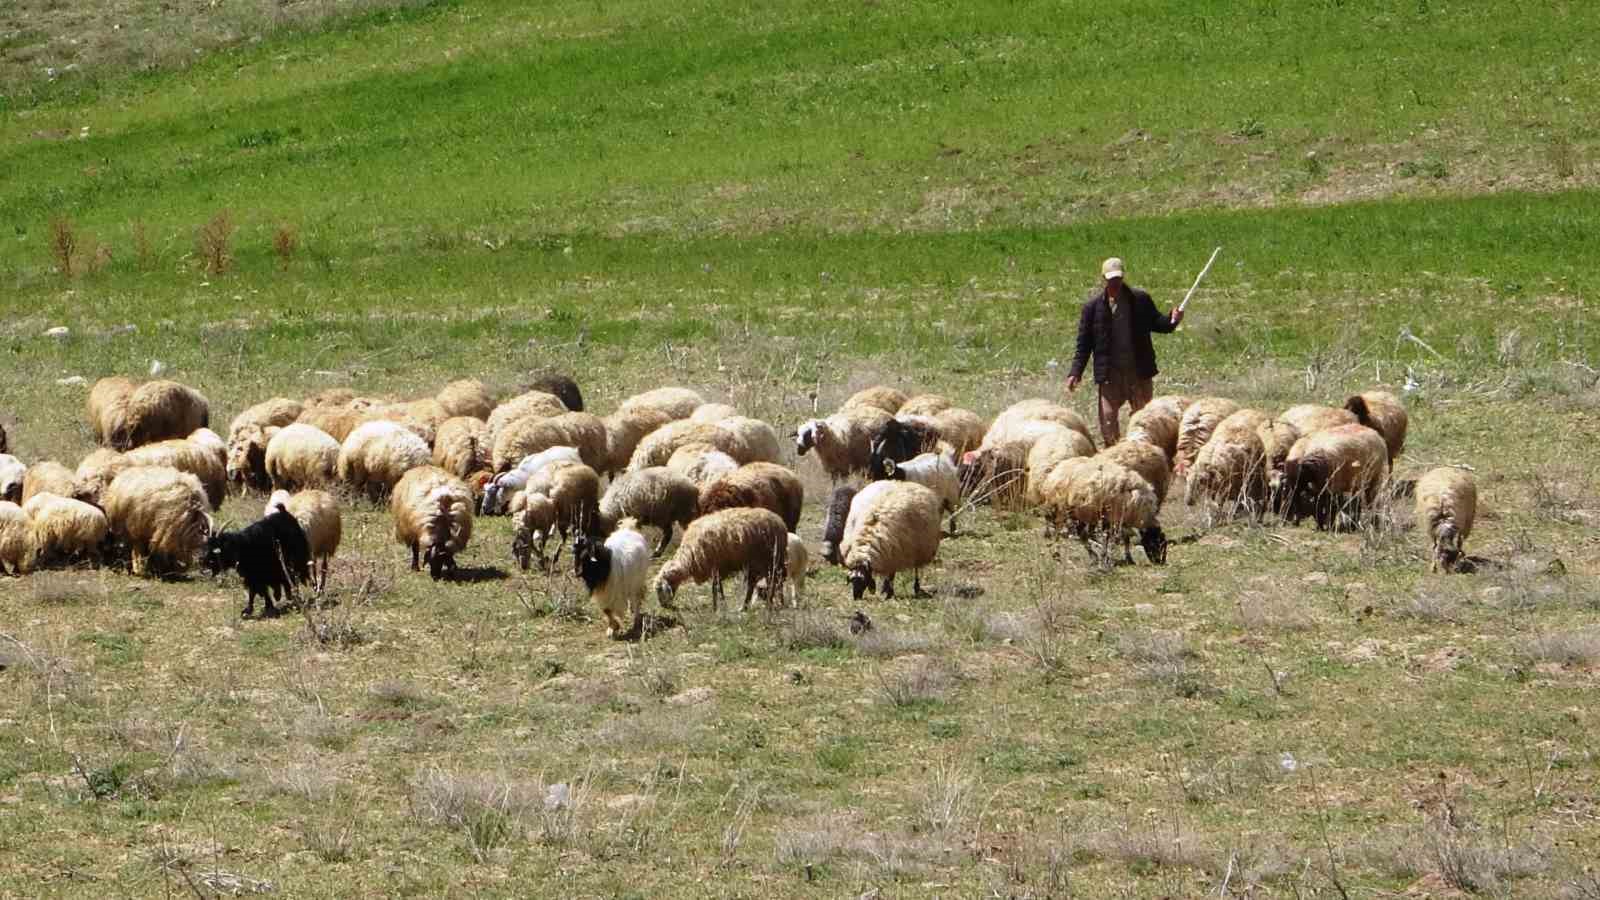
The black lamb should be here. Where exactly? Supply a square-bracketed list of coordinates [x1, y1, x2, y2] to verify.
[866, 417, 940, 479]
[204, 509, 313, 619]
[527, 373, 584, 413]
[819, 484, 858, 565]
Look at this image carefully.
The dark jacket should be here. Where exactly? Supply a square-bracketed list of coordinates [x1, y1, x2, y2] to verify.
[1067, 285, 1177, 383]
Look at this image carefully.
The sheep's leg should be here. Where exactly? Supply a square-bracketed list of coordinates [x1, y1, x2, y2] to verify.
[602, 608, 623, 639]
[741, 572, 758, 612]
[881, 574, 896, 600]
[410, 542, 420, 571]
[241, 587, 257, 619]
[1123, 531, 1135, 565]
[911, 570, 933, 600]
[654, 525, 673, 558]
[710, 578, 723, 612]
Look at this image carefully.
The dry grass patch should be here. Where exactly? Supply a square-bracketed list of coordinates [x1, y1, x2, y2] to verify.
[1522, 627, 1600, 668]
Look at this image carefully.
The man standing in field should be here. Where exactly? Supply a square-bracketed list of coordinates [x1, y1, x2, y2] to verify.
[1065, 257, 1184, 445]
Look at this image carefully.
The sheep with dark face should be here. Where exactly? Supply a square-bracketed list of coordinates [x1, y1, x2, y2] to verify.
[1345, 391, 1408, 464]
[573, 522, 652, 639]
[866, 417, 941, 478]
[1034, 456, 1167, 567]
[391, 466, 475, 580]
[1281, 424, 1388, 531]
[1416, 467, 1476, 573]
[204, 509, 312, 619]
[840, 481, 942, 600]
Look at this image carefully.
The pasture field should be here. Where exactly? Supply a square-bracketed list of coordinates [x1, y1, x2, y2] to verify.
[3, 1, 1600, 897]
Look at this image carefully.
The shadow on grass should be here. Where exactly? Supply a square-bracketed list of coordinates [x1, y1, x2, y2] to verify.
[447, 566, 510, 584]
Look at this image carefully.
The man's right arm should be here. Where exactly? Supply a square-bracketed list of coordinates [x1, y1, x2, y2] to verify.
[1067, 301, 1094, 381]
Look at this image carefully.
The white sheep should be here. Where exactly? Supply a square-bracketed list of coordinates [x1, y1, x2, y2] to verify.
[1277, 404, 1355, 438]
[601, 406, 676, 477]
[665, 442, 739, 486]
[0, 454, 25, 503]
[598, 467, 701, 556]
[573, 521, 653, 639]
[841, 480, 942, 600]
[794, 406, 891, 481]
[72, 449, 128, 506]
[1098, 439, 1173, 508]
[492, 411, 608, 474]
[295, 404, 366, 444]
[898, 394, 952, 417]
[431, 416, 491, 479]
[391, 466, 475, 579]
[784, 533, 809, 606]
[653, 506, 789, 611]
[124, 438, 228, 509]
[984, 399, 1095, 450]
[226, 397, 303, 486]
[523, 461, 601, 545]
[483, 390, 568, 448]
[1023, 427, 1096, 505]
[1184, 409, 1270, 516]
[337, 420, 431, 500]
[0, 501, 29, 574]
[187, 427, 227, 467]
[689, 403, 739, 424]
[266, 489, 342, 593]
[103, 466, 210, 576]
[22, 493, 110, 569]
[1035, 456, 1167, 567]
[883, 452, 961, 530]
[86, 376, 136, 446]
[928, 406, 987, 455]
[481, 445, 581, 516]
[100, 379, 211, 451]
[1415, 467, 1476, 574]
[511, 492, 559, 571]
[1281, 423, 1389, 530]
[265, 423, 341, 491]
[1173, 397, 1240, 476]
[1125, 395, 1190, 461]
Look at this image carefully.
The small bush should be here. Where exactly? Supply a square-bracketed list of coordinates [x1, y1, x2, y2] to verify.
[130, 220, 154, 269]
[273, 223, 299, 268]
[49, 215, 77, 277]
[1523, 627, 1600, 667]
[875, 657, 956, 707]
[411, 769, 541, 862]
[196, 210, 235, 275]
[778, 611, 849, 651]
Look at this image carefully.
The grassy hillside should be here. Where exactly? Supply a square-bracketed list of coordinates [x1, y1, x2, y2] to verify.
[2, 1, 1600, 897]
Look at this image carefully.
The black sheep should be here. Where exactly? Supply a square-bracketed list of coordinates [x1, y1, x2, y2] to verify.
[527, 373, 584, 413]
[866, 418, 939, 479]
[204, 509, 313, 618]
[819, 484, 858, 565]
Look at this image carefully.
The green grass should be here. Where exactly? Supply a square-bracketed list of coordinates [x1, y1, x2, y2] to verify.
[1, 0, 1600, 897]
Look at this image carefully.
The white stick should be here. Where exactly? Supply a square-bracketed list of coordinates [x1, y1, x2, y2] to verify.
[1176, 246, 1222, 314]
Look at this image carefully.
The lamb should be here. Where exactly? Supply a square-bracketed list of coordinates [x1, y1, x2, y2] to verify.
[227, 398, 303, 484]
[527, 373, 584, 413]
[511, 493, 558, 571]
[1281, 423, 1389, 531]
[617, 387, 703, 421]
[689, 403, 738, 424]
[483, 390, 568, 449]
[22, 493, 110, 570]
[1098, 439, 1173, 507]
[653, 506, 789, 611]
[666, 442, 739, 486]
[841, 480, 943, 600]
[203, 509, 312, 618]
[601, 406, 676, 477]
[22, 461, 78, 505]
[492, 412, 609, 473]
[882, 452, 961, 530]
[0, 454, 25, 503]
[436, 379, 496, 421]
[337, 420, 432, 500]
[86, 376, 136, 445]
[265, 489, 342, 593]
[101, 379, 210, 451]
[390, 466, 475, 579]
[524, 461, 602, 545]
[1277, 404, 1355, 438]
[264, 423, 341, 491]
[897, 394, 952, 417]
[103, 466, 211, 576]
[598, 467, 700, 555]
[1126, 395, 1190, 461]
[431, 416, 491, 479]
[794, 406, 892, 481]
[1415, 467, 1477, 574]
[1183, 409, 1271, 515]
[840, 386, 907, 414]
[1345, 391, 1408, 464]
[481, 445, 582, 516]
[1023, 428, 1096, 505]
[782, 533, 809, 606]
[819, 484, 858, 565]
[72, 449, 129, 506]
[984, 399, 1095, 450]
[0, 501, 28, 574]
[1173, 397, 1241, 475]
[1034, 456, 1167, 566]
[124, 438, 228, 509]
[573, 522, 652, 639]
[697, 462, 804, 531]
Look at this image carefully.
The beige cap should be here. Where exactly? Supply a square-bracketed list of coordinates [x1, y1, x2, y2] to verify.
[1101, 257, 1125, 280]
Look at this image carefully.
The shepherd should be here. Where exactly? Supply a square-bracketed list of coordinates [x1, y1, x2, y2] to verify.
[1065, 256, 1185, 446]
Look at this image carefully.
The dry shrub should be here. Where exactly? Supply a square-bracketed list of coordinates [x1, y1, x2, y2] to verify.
[131, 220, 154, 269]
[777, 610, 849, 651]
[196, 209, 236, 275]
[411, 768, 589, 860]
[1235, 592, 1314, 631]
[1427, 826, 1548, 893]
[852, 626, 937, 658]
[1522, 627, 1600, 667]
[875, 656, 956, 707]
[49, 215, 77, 277]
[916, 760, 974, 834]
[273, 222, 299, 268]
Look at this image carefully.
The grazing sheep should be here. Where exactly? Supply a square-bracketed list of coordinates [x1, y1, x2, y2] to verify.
[390, 466, 475, 579]
[102, 379, 210, 451]
[22, 462, 77, 505]
[653, 506, 788, 611]
[666, 442, 740, 487]
[227, 398, 303, 483]
[837, 481, 902, 573]
[794, 406, 892, 481]
[0, 454, 25, 503]
[203, 510, 312, 618]
[432, 416, 491, 479]
[265, 489, 342, 593]
[1281, 423, 1389, 530]
[599, 467, 701, 555]
[337, 420, 432, 500]
[492, 412, 609, 474]
[1035, 456, 1167, 566]
[783, 533, 809, 606]
[819, 484, 858, 565]
[958, 442, 1029, 508]
[573, 523, 652, 639]
[1024, 428, 1097, 505]
[1257, 419, 1302, 508]
[103, 466, 211, 576]
[1126, 395, 1190, 461]
[883, 452, 962, 529]
[1278, 404, 1355, 438]
[525, 461, 602, 545]
[898, 394, 952, 417]
[527, 373, 584, 414]
[72, 449, 129, 506]
[629, 420, 755, 471]
[1173, 397, 1241, 475]
[601, 406, 676, 477]
[985, 399, 1096, 450]
[511, 492, 559, 571]
[698, 462, 804, 531]
[483, 390, 568, 449]
[0, 501, 29, 574]
[481, 445, 581, 516]
[1183, 409, 1271, 515]
[86, 376, 136, 445]
[264, 423, 341, 491]
[295, 404, 366, 444]
[436, 379, 496, 421]
[867, 416, 942, 476]
[124, 438, 228, 510]
[689, 403, 738, 424]
[303, 387, 357, 410]
[841, 480, 943, 600]
[22, 493, 110, 570]
[618, 387, 703, 421]
[929, 406, 987, 455]
[187, 427, 227, 467]
[841, 386, 907, 414]
[1099, 437, 1174, 507]
[714, 416, 783, 465]
[230, 397, 304, 439]
[1416, 467, 1477, 574]
[1345, 391, 1408, 464]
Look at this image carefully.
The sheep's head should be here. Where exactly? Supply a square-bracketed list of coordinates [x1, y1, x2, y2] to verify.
[202, 531, 237, 575]
[572, 533, 595, 576]
[1279, 457, 1324, 525]
[820, 540, 840, 565]
[1434, 523, 1462, 572]
[655, 578, 678, 610]
[424, 545, 454, 581]
[1139, 526, 1169, 565]
[794, 421, 818, 455]
[847, 563, 877, 601]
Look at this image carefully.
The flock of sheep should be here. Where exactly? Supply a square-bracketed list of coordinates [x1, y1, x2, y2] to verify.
[0, 374, 1477, 639]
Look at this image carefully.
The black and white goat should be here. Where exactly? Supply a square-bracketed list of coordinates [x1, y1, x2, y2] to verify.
[204, 509, 312, 618]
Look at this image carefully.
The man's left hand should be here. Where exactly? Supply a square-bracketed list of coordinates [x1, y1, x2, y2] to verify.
[1170, 309, 1185, 326]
